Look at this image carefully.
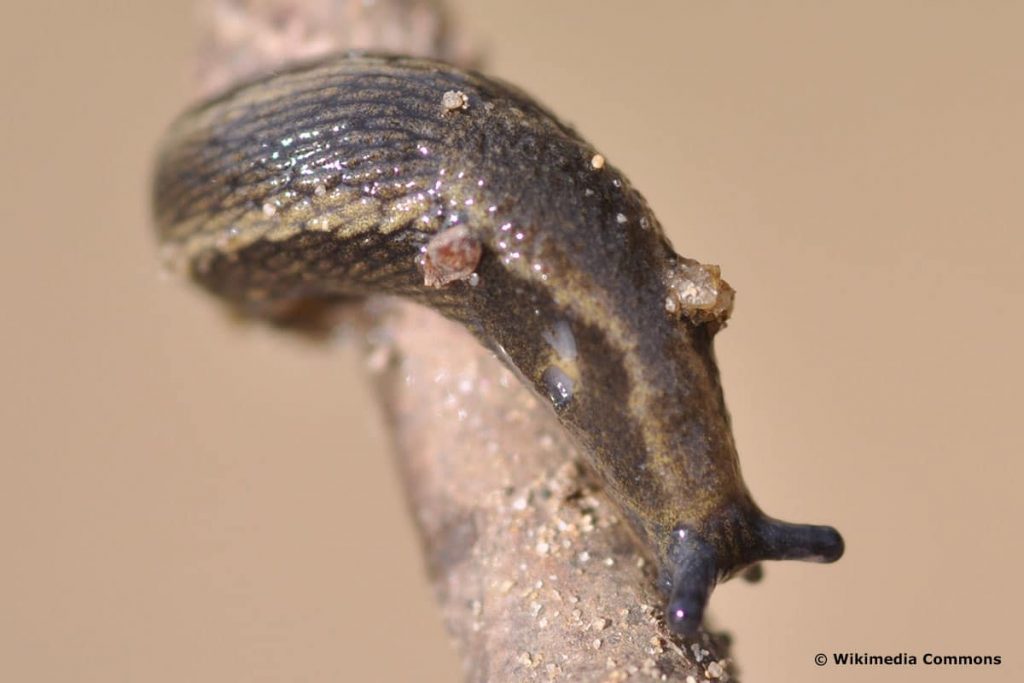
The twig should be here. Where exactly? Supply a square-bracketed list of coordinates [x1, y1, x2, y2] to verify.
[192, 1, 734, 680]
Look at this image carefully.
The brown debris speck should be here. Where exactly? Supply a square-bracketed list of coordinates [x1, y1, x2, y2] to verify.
[664, 258, 735, 326]
[442, 89, 469, 112]
[422, 225, 482, 287]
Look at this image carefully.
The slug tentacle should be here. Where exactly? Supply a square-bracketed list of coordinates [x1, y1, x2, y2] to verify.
[664, 527, 719, 636]
[755, 517, 846, 564]
[153, 53, 843, 636]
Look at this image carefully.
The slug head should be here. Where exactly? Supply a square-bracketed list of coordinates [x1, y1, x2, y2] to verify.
[662, 517, 844, 636]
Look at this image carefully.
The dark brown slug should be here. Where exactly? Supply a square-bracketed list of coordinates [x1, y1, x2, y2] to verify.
[153, 53, 843, 635]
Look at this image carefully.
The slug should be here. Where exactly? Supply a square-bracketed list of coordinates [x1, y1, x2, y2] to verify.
[153, 53, 843, 635]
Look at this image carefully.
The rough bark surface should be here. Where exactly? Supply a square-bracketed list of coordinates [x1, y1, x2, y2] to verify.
[367, 301, 733, 682]
[194, 1, 735, 680]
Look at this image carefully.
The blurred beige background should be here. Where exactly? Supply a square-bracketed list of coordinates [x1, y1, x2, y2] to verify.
[2, 1, 1022, 681]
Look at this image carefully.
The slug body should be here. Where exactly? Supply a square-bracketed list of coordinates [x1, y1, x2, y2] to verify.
[154, 54, 843, 634]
